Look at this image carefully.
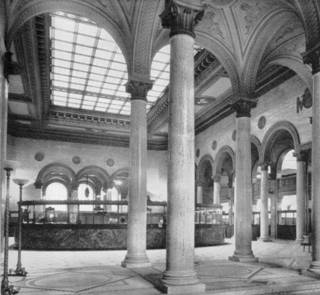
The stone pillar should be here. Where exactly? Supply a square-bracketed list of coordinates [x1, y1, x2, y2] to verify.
[213, 175, 221, 205]
[69, 185, 78, 224]
[0, 2, 8, 254]
[259, 164, 271, 242]
[196, 185, 203, 204]
[229, 99, 257, 262]
[122, 79, 152, 268]
[304, 48, 320, 269]
[160, 1, 205, 293]
[295, 152, 307, 242]
[270, 179, 278, 239]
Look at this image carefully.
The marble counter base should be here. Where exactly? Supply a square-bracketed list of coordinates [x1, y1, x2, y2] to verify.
[15, 224, 225, 250]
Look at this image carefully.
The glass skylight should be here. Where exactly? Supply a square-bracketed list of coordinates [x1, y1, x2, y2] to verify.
[149, 45, 170, 103]
[50, 12, 130, 115]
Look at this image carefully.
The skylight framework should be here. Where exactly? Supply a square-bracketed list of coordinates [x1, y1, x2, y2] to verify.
[50, 12, 132, 115]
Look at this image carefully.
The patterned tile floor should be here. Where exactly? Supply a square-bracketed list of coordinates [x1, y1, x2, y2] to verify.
[3, 239, 320, 295]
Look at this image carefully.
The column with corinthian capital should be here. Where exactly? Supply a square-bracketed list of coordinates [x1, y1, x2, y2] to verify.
[122, 79, 152, 268]
[229, 99, 257, 262]
[303, 46, 320, 271]
[159, 1, 206, 293]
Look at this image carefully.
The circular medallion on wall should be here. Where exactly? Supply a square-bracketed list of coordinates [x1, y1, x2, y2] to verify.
[196, 149, 200, 158]
[258, 116, 266, 130]
[211, 140, 217, 151]
[72, 156, 81, 164]
[232, 130, 236, 141]
[34, 152, 44, 162]
[106, 158, 115, 167]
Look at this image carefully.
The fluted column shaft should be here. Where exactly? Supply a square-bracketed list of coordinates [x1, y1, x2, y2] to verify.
[230, 99, 256, 262]
[260, 166, 271, 241]
[296, 154, 307, 242]
[122, 79, 152, 268]
[160, 1, 205, 293]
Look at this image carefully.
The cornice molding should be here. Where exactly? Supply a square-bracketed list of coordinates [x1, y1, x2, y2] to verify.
[8, 121, 168, 151]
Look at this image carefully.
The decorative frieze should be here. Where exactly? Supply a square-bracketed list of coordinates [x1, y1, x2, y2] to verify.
[160, 0, 204, 38]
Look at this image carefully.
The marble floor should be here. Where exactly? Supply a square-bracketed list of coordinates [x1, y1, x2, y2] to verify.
[3, 238, 320, 295]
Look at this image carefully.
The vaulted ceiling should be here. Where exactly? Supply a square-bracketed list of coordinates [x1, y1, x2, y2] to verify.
[4, 0, 313, 150]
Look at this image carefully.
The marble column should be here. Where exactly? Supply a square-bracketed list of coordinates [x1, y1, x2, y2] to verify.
[270, 179, 278, 239]
[259, 164, 271, 242]
[160, 1, 205, 293]
[213, 175, 221, 205]
[0, 2, 8, 254]
[295, 152, 307, 242]
[69, 185, 78, 224]
[196, 185, 203, 204]
[304, 48, 320, 270]
[229, 99, 257, 262]
[122, 79, 152, 268]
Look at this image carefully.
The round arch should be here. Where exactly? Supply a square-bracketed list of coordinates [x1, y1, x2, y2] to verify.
[269, 55, 312, 91]
[261, 121, 301, 165]
[152, 28, 241, 95]
[111, 168, 129, 199]
[7, 0, 130, 70]
[242, 10, 302, 95]
[213, 145, 235, 179]
[197, 154, 214, 184]
[76, 166, 110, 193]
[34, 162, 76, 193]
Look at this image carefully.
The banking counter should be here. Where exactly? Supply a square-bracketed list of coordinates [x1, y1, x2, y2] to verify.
[14, 200, 225, 250]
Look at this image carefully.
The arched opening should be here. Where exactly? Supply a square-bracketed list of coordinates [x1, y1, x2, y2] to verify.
[198, 158, 213, 205]
[77, 183, 95, 211]
[44, 182, 68, 221]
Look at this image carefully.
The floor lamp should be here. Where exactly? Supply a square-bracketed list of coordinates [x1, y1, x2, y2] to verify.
[1, 160, 19, 295]
[12, 179, 28, 277]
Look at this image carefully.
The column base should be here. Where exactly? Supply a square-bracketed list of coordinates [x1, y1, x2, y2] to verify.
[309, 261, 320, 274]
[160, 270, 205, 294]
[229, 252, 258, 263]
[121, 253, 151, 268]
[259, 237, 272, 242]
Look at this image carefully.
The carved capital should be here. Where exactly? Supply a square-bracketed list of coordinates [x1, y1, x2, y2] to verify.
[302, 43, 320, 74]
[231, 98, 257, 118]
[2, 51, 22, 80]
[213, 174, 221, 182]
[160, 0, 205, 38]
[34, 180, 43, 189]
[293, 150, 308, 162]
[126, 79, 153, 101]
[260, 163, 269, 171]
